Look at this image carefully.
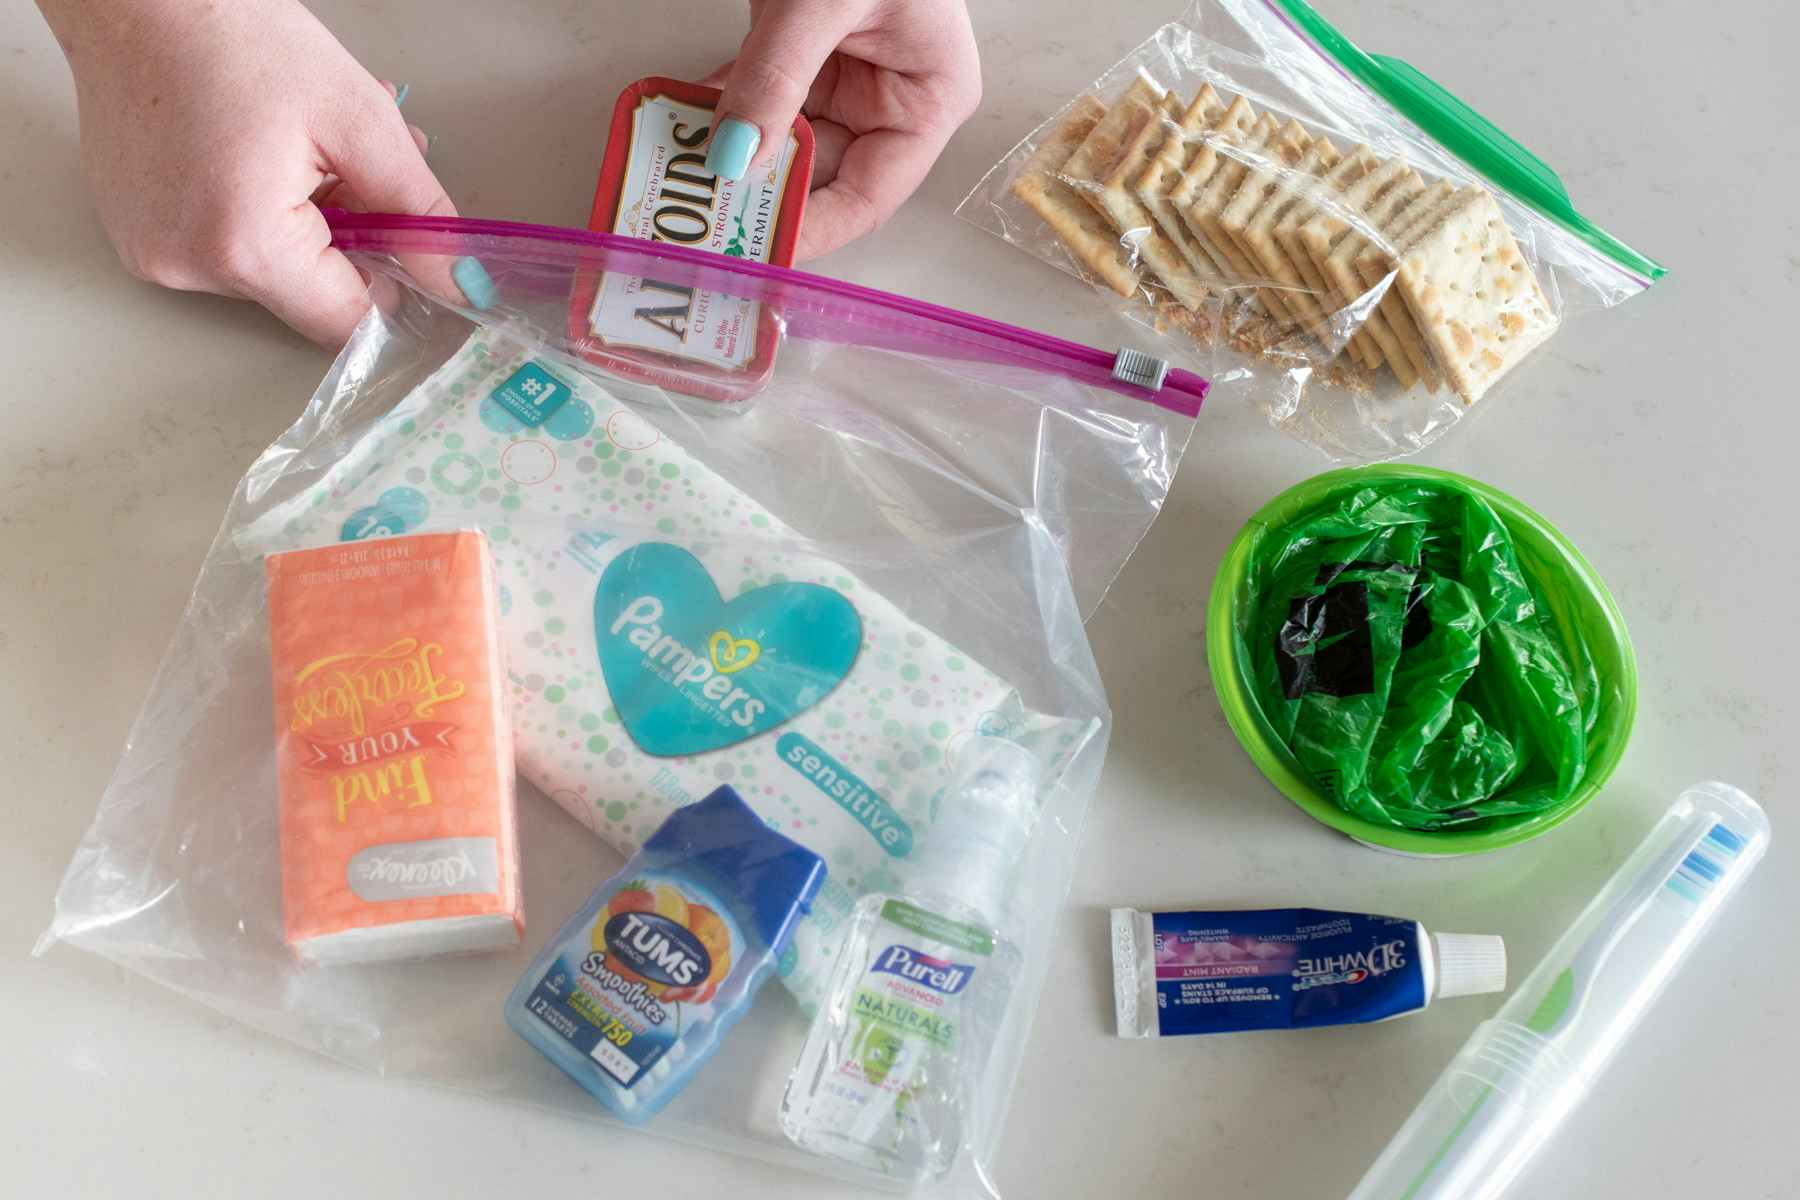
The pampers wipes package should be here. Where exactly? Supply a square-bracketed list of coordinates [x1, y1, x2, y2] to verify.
[240, 331, 1078, 1005]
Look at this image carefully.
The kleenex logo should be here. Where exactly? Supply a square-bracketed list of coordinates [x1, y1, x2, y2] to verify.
[346, 837, 498, 900]
[872, 945, 973, 995]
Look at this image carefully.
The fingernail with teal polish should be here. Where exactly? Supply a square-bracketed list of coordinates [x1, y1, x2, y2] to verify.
[393, 82, 410, 107]
[453, 256, 497, 310]
[705, 117, 761, 181]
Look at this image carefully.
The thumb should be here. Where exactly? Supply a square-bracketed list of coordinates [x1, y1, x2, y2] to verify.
[229, 203, 386, 348]
[233, 99, 461, 347]
[709, 0, 862, 179]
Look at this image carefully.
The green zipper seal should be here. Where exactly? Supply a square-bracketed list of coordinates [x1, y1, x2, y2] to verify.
[1273, 0, 1666, 281]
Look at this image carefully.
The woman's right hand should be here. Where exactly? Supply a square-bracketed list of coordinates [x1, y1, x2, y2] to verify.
[707, 0, 982, 260]
[38, 0, 454, 346]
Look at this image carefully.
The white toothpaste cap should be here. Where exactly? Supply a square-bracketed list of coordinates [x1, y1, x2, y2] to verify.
[1431, 932, 1508, 1000]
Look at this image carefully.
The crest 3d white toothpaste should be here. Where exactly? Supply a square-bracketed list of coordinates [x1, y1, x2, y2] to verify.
[1111, 908, 1506, 1037]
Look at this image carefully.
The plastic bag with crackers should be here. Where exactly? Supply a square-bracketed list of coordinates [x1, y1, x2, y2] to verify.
[959, 0, 1663, 460]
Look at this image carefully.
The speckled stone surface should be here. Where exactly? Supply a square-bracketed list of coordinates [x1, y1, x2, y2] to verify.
[3, 1, 1795, 1196]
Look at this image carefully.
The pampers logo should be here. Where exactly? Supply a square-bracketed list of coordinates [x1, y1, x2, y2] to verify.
[871, 945, 974, 995]
[608, 594, 769, 730]
[594, 543, 862, 757]
[778, 732, 913, 857]
[1293, 939, 1409, 991]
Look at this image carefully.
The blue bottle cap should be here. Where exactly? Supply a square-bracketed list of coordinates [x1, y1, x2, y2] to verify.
[643, 785, 827, 954]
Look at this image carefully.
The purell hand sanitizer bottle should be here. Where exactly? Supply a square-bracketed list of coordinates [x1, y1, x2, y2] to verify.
[780, 737, 1041, 1182]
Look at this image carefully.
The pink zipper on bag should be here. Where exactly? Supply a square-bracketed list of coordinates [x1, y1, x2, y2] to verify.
[325, 211, 1209, 417]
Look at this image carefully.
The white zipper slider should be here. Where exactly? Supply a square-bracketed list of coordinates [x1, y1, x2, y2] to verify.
[1111, 347, 1170, 392]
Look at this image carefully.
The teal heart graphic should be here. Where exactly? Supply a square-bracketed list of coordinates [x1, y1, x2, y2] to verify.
[595, 542, 862, 756]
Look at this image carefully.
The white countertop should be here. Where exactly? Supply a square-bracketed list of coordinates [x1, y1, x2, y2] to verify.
[4, 0, 1796, 1196]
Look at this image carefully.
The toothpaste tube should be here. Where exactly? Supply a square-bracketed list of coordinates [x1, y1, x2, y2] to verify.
[1110, 908, 1505, 1037]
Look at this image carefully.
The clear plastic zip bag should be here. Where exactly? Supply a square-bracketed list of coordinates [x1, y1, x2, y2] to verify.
[37, 214, 1201, 1197]
[957, 0, 1662, 461]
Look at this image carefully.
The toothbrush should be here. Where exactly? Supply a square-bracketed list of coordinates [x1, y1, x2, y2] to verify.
[1522, 817, 1743, 1043]
[1347, 782, 1769, 1200]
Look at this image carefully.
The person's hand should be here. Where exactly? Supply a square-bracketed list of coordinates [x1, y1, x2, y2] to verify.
[38, 0, 453, 346]
[705, 0, 981, 260]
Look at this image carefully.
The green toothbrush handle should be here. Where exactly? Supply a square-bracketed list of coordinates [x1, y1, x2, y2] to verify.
[1346, 1019, 1560, 1200]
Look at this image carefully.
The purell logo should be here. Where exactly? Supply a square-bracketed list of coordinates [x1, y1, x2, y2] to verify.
[1293, 939, 1408, 991]
[871, 945, 974, 995]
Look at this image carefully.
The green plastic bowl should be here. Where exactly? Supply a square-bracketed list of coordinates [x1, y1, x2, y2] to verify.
[1207, 465, 1638, 856]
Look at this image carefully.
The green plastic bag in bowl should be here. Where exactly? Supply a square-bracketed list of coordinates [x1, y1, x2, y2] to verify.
[1243, 477, 1598, 832]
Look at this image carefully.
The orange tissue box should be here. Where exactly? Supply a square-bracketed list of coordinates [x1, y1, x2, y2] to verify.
[266, 531, 522, 965]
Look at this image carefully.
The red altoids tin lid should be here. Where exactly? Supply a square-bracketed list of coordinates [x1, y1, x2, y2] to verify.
[568, 76, 814, 404]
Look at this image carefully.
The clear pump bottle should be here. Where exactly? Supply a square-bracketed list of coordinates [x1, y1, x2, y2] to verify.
[780, 737, 1041, 1183]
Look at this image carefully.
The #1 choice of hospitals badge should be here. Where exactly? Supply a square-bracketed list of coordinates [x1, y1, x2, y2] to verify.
[588, 92, 802, 371]
[593, 543, 861, 757]
[490, 361, 573, 428]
